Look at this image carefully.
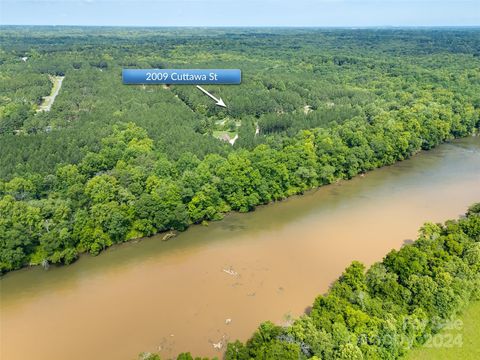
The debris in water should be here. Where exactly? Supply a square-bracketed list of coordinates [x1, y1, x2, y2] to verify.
[41, 259, 50, 270]
[222, 267, 238, 276]
[282, 312, 294, 326]
[140, 352, 156, 360]
[225, 318, 232, 325]
[162, 232, 176, 241]
[210, 335, 228, 350]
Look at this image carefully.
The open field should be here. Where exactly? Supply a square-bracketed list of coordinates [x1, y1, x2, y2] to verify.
[407, 302, 480, 360]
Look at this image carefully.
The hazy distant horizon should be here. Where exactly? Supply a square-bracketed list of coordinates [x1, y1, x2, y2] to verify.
[1, 0, 479, 27]
[1, 25, 480, 29]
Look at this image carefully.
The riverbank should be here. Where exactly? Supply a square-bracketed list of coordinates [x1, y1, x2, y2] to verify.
[5, 134, 476, 276]
[0, 135, 477, 274]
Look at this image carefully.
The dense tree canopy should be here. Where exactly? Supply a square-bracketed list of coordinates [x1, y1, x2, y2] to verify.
[1, 28, 479, 177]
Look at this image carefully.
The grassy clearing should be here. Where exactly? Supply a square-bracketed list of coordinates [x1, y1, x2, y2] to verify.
[212, 130, 236, 141]
[406, 302, 480, 360]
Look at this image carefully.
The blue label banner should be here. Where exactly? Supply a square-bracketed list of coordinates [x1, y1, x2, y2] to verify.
[122, 69, 241, 85]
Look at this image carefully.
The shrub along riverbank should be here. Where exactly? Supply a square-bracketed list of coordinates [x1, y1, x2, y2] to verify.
[1, 99, 479, 273]
[140, 203, 480, 360]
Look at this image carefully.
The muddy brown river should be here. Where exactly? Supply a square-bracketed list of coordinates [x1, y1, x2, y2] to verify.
[1, 137, 480, 360]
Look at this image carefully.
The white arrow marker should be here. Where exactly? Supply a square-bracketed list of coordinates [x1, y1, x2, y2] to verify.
[196, 85, 226, 108]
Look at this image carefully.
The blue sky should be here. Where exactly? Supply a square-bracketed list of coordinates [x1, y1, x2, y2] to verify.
[1, 0, 479, 27]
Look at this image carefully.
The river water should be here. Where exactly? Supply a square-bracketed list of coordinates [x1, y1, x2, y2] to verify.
[1, 138, 479, 360]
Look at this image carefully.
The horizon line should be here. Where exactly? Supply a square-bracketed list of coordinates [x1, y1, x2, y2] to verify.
[1, 24, 480, 28]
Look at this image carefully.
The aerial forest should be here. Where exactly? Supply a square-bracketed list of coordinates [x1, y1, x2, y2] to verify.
[1, 27, 480, 273]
